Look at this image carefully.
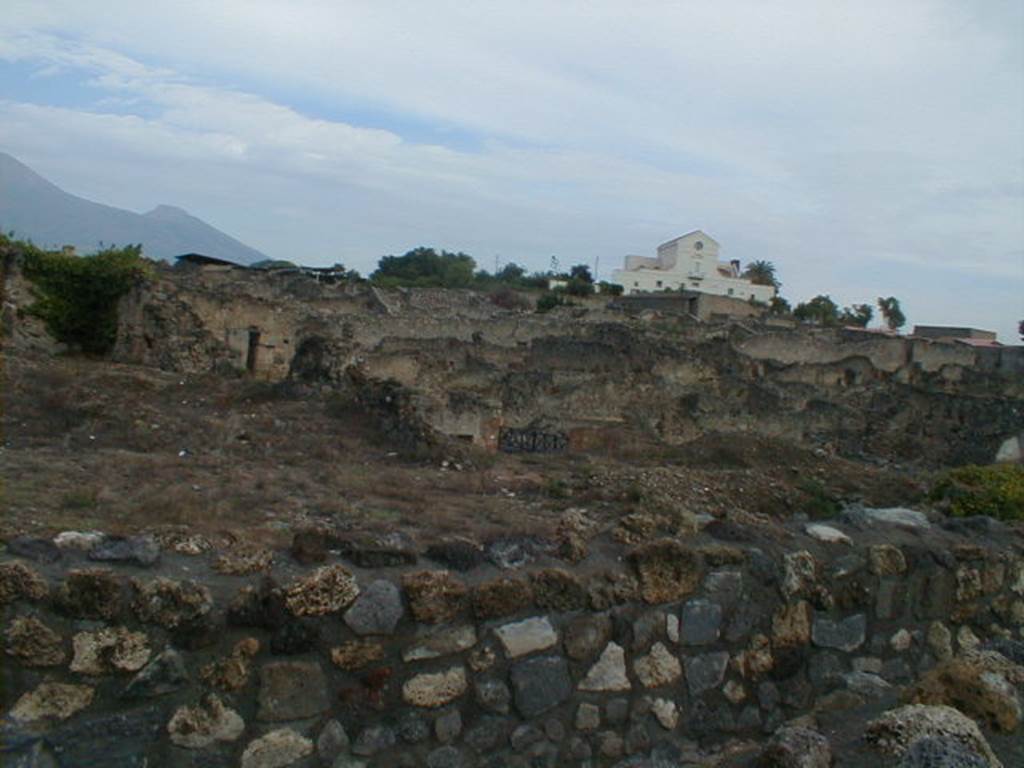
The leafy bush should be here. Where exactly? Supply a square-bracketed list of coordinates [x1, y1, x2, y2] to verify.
[20, 242, 152, 354]
[930, 464, 1024, 520]
[536, 292, 575, 313]
[372, 246, 475, 288]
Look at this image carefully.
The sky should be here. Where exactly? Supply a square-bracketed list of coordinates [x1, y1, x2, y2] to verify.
[1, 1, 1022, 341]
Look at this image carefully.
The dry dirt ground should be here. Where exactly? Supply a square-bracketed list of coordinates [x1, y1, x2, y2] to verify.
[2, 349, 927, 548]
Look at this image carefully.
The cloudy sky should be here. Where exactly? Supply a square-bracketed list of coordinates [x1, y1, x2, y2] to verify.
[2, 1, 1022, 339]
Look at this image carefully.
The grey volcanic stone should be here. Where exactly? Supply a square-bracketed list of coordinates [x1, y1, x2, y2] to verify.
[510, 723, 545, 751]
[808, 652, 845, 689]
[474, 678, 511, 714]
[426, 746, 464, 768]
[984, 638, 1024, 664]
[509, 655, 571, 718]
[397, 713, 429, 744]
[122, 648, 188, 699]
[8, 536, 61, 563]
[343, 579, 403, 635]
[352, 725, 395, 756]
[843, 671, 892, 698]
[899, 736, 987, 768]
[89, 536, 160, 567]
[317, 720, 350, 763]
[45, 705, 165, 768]
[464, 716, 506, 752]
[434, 710, 462, 743]
[256, 661, 329, 721]
[681, 599, 722, 646]
[684, 652, 729, 695]
[725, 598, 762, 642]
[812, 614, 866, 652]
[564, 613, 613, 660]
[842, 506, 930, 529]
[605, 698, 629, 724]
[704, 570, 743, 610]
[758, 681, 781, 711]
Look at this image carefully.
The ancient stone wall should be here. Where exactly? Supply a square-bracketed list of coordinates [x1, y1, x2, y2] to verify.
[2, 512, 1022, 767]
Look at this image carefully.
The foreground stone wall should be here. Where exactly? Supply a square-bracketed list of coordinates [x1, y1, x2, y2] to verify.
[2, 511, 1023, 767]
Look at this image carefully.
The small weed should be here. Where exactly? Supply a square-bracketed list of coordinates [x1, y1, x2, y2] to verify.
[797, 478, 841, 519]
[930, 463, 1024, 521]
[61, 489, 98, 510]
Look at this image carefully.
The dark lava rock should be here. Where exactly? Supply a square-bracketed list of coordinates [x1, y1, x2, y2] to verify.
[256, 660, 330, 721]
[7, 537, 61, 563]
[227, 577, 287, 629]
[269, 620, 318, 654]
[122, 649, 188, 699]
[509, 655, 572, 718]
[352, 725, 396, 756]
[290, 528, 329, 564]
[397, 713, 430, 744]
[983, 637, 1024, 664]
[704, 520, 756, 542]
[899, 736, 988, 768]
[426, 745, 464, 768]
[89, 536, 160, 567]
[681, 598, 723, 646]
[46, 705, 166, 768]
[339, 532, 417, 568]
[425, 540, 484, 572]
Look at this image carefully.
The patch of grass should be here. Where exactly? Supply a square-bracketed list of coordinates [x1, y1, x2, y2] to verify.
[797, 478, 841, 519]
[930, 463, 1024, 521]
[61, 489, 98, 510]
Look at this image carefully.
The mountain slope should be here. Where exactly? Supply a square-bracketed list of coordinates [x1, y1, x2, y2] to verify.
[0, 152, 267, 264]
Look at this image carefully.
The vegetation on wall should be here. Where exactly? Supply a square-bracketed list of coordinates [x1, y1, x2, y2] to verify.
[12, 235, 152, 355]
[793, 294, 841, 325]
[877, 296, 906, 330]
[930, 463, 1024, 521]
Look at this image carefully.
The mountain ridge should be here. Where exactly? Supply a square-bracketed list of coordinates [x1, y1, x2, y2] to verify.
[0, 152, 267, 264]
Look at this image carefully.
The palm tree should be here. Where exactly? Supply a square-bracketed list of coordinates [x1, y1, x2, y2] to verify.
[742, 260, 779, 287]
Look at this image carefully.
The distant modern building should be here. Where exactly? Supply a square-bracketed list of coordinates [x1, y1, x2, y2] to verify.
[611, 230, 775, 302]
[912, 326, 999, 346]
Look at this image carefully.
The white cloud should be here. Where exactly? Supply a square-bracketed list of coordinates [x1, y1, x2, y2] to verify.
[0, 1, 1021, 340]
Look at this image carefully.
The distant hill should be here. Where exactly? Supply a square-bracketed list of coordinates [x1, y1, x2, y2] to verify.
[0, 152, 267, 264]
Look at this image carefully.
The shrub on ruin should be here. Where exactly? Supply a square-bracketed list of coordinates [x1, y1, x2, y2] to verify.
[20, 241, 152, 354]
[930, 464, 1024, 521]
[536, 292, 574, 313]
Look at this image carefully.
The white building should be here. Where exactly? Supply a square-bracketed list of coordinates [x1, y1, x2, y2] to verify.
[611, 230, 775, 302]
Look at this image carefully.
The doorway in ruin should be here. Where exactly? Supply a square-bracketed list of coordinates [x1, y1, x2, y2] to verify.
[246, 328, 261, 373]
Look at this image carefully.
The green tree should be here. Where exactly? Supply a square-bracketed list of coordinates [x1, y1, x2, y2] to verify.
[21, 243, 151, 354]
[496, 262, 526, 283]
[840, 303, 874, 327]
[877, 296, 906, 330]
[768, 296, 792, 316]
[569, 264, 594, 283]
[793, 294, 840, 326]
[742, 260, 780, 287]
[371, 247, 476, 288]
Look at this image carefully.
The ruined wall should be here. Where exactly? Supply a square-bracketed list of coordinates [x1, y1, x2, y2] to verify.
[2, 512, 1022, 767]
[106, 269, 1024, 465]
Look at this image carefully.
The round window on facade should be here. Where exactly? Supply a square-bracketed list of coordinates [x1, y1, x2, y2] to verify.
[694, 241, 703, 251]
